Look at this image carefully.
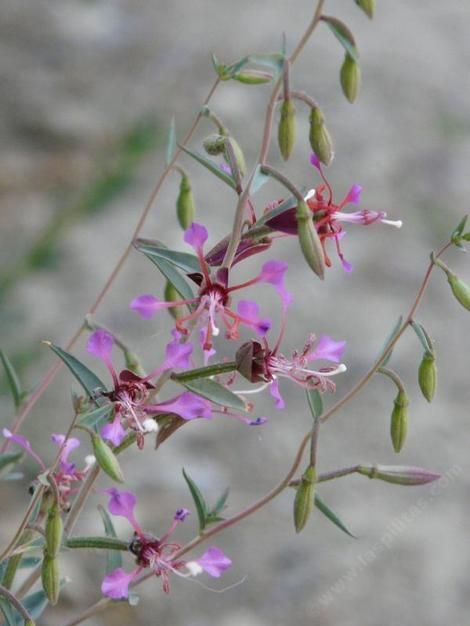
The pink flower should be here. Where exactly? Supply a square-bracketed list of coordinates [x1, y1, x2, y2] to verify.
[130, 223, 295, 351]
[264, 154, 402, 272]
[100, 489, 231, 598]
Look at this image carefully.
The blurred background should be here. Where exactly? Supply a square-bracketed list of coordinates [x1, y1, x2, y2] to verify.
[1, 1, 469, 625]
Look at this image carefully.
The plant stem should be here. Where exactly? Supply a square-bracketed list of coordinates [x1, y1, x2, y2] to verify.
[0, 78, 221, 453]
[0, 584, 34, 623]
[171, 361, 237, 382]
[320, 241, 453, 424]
[221, 0, 325, 269]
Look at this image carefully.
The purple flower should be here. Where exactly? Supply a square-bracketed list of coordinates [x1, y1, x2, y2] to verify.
[145, 392, 212, 421]
[101, 414, 127, 447]
[174, 508, 191, 522]
[236, 300, 272, 337]
[308, 335, 346, 363]
[184, 223, 209, 252]
[2, 429, 46, 470]
[130, 294, 177, 320]
[51, 433, 80, 473]
[105, 488, 142, 534]
[187, 546, 232, 578]
[87, 329, 114, 361]
[101, 567, 138, 600]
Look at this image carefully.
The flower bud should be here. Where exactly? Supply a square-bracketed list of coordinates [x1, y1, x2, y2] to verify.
[418, 351, 437, 403]
[340, 54, 361, 103]
[92, 434, 124, 483]
[224, 137, 247, 178]
[203, 133, 226, 156]
[357, 464, 441, 486]
[296, 201, 325, 279]
[176, 174, 196, 230]
[45, 506, 63, 558]
[355, 0, 375, 19]
[447, 272, 470, 311]
[278, 99, 297, 161]
[41, 554, 60, 605]
[25, 621, 36, 626]
[293, 466, 316, 533]
[390, 390, 408, 453]
[309, 107, 334, 166]
[233, 70, 272, 84]
[235, 341, 268, 383]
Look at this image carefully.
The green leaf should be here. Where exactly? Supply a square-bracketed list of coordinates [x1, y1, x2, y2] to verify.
[182, 468, 208, 532]
[166, 116, 176, 166]
[134, 239, 201, 274]
[314, 494, 356, 538]
[179, 378, 246, 412]
[0, 599, 16, 626]
[0, 451, 24, 477]
[306, 389, 324, 419]
[98, 505, 123, 573]
[78, 404, 114, 432]
[377, 316, 403, 367]
[213, 487, 230, 515]
[321, 16, 359, 63]
[46, 343, 107, 405]
[178, 145, 236, 189]
[0, 350, 25, 410]
[138, 252, 195, 305]
[452, 214, 468, 240]
[410, 321, 433, 352]
[18, 556, 42, 569]
[251, 164, 270, 195]
[246, 53, 285, 79]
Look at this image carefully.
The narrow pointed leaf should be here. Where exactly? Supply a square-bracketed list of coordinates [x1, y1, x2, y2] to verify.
[321, 16, 359, 62]
[166, 117, 176, 166]
[98, 505, 123, 573]
[0, 451, 24, 477]
[451, 214, 468, 241]
[251, 165, 270, 195]
[178, 145, 236, 189]
[78, 404, 114, 432]
[46, 343, 107, 405]
[180, 378, 246, 412]
[138, 250, 195, 305]
[135, 239, 200, 274]
[306, 389, 324, 419]
[213, 487, 230, 515]
[314, 494, 356, 538]
[182, 468, 208, 532]
[246, 53, 285, 79]
[410, 321, 433, 352]
[0, 599, 16, 626]
[377, 316, 403, 367]
[65, 536, 129, 551]
[0, 350, 25, 410]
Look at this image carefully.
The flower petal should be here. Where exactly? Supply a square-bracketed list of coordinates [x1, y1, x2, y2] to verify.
[87, 330, 114, 360]
[147, 392, 212, 421]
[184, 223, 208, 251]
[2, 428, 46, 469]
[236, 300, 271, 337]
[130, 294, 171, 320]
[101, 416, 127, 447]
[269, 379, 285, 409]
[105, 488, 142, 533]
[308, 336, 346, 363]
[194, 546, 232, 578]
[101, 568, 137, 600]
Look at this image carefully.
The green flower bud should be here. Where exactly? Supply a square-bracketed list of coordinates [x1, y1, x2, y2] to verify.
[355, 0, 375, 19]
[25, 621, 36, 626]
[309, 107, 334, 166]
[447, 272, 470, 311]
[357, 464, 440, 486]
[390, 390, 409, 453]
[203, 133, 226, 156]
[164, 281, 186, 320]
[340, 54, 361, 103]
[296, 201, 325, 279]
[92, 434, 124, 483]
[278, 99, 297, 161]
[418, 351, 437, 403]
[176, 174, 196, 230]
[41, 554, 60, 605]
[124, 351, 146, 378]
[224, 137, 247, 178]
[45, 506, 63, 558]
[233, 70, 272, 84]
[293, 466, 316, 533]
